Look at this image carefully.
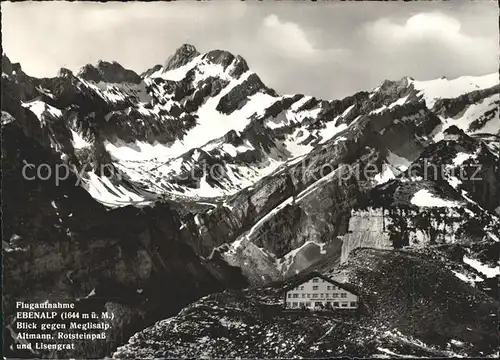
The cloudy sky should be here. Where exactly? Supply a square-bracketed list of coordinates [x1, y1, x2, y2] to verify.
[2, 1, 498, 99]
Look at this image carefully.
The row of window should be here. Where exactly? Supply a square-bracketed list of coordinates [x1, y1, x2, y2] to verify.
[287, 301, 357, 308]
[288, 293, 348, 299]
[296, 284, 340, 291]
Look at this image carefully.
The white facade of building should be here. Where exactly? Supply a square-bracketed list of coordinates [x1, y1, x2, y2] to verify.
[284, 276, 358, 310]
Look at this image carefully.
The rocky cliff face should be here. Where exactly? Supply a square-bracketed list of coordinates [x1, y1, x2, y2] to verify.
[79, 61, 142, 84]
[1, 106, 247, 358]
[339, 208, 392, 263]
[2, 45, 499, 357]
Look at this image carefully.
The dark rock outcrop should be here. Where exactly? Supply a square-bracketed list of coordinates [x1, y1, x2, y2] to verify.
[164, 44, 200, 71]
[216, 73, 268, 114]
[78, 61, 142, 84]
[2, 114, 248, 359]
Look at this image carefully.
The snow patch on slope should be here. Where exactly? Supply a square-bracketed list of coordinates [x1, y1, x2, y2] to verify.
[318, 121, 347, 144]
[411, 189, 459, 208]
[374, 165, 396, 185]
[150, 54, 204, 81]
[22, 100, 63, 125]
[451, 270, 483, 285]
[463, 256, 499, 278]
[452, 152, 475, 166]
[105, 71, 278, 162]
[82, 172, 151, 208]
[105, 140, 175, 161]
[70, 130, 91, 149]
[411, 73, 498, 108]
[434, 94, 500, 141]
[277, 240, 326, 273]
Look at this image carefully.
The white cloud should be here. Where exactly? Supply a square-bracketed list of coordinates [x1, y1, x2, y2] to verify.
[260, 14, 316, 59]
[258, 14, 350, 64]
[363, 12, 497, 77]
[365, 12, 496, 55]
[368, 12, 462, 43]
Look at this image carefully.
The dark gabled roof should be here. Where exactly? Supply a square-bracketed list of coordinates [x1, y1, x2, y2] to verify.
[280, 271, 360, 296]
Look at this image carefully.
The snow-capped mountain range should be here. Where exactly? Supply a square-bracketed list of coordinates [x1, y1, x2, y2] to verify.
[2, 45, 499, 358]
[5, 44, 498, 206]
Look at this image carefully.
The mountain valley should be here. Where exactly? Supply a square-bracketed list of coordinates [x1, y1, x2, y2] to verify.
[2, 44, 499, 358]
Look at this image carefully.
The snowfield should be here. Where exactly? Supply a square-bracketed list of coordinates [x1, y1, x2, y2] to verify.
[411, 73, 499, 108]
[463, 256, 499, 278]
[70, 130, 91, 149]
[410, 189, 460, 208]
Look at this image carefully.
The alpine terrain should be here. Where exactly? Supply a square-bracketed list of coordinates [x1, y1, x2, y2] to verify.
[2, 44, 499, 358]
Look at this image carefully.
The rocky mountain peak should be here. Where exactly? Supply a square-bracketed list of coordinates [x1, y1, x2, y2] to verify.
[1, 55, 27, 80]
[58, 67, 74, 78]
[442, 125, 467, 141]
[78, 60, 141, 84]
[78, 64, 101, 82]
[202, 49, 237, 68]
[2, 54, 14, 76]
[379, 76, 413, 93]
[201, 50, 250, 79]
[165, 44, 200, 71]
[141, 64, 163, 78]
[399, 76, 413, 86]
